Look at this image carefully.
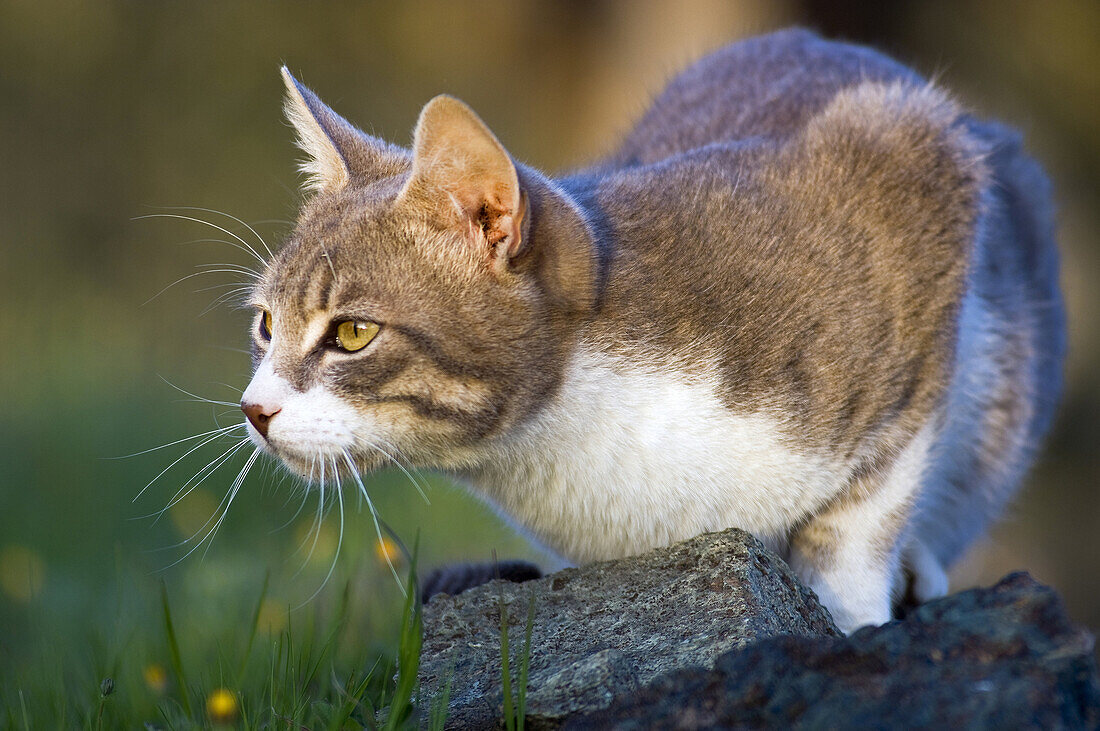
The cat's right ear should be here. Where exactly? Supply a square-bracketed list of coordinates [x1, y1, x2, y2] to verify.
[280, 67, 408, 194]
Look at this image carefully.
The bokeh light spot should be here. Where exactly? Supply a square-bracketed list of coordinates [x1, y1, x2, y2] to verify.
[0, 544, 45, 602]
[169, 488, 220, 541]
[257, 598, 287, 635]
[143, 663, 168, 694]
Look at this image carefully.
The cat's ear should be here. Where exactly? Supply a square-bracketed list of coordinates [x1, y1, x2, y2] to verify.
[400, 95, 528, 267]
[280, 67, 408, 194]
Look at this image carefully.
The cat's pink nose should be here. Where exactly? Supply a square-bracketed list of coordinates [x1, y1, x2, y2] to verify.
[242, 401, 280, 438]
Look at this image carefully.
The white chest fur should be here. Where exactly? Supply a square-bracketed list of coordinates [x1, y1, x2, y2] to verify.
[468, 350, 847, 564]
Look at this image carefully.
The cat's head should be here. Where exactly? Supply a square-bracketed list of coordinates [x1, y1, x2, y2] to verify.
[240, 69, 597, 478]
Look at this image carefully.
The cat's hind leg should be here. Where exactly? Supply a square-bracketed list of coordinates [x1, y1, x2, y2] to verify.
[788, 423, 936, 633]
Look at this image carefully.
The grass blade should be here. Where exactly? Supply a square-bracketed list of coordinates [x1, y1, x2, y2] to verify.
[238, 570, 270, 683]
[384, 539, 421, 730]
[160, 582, 193, 719]
[18, 688, 29, 731]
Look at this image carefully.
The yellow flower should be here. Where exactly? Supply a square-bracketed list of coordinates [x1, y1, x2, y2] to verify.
[206, 687, 238, 723]
[143, 664, 168, 694]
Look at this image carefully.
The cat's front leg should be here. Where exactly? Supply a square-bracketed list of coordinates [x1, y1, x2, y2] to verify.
[788, 425, 936, 634]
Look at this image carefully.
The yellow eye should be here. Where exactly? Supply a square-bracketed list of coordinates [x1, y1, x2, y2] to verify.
[335, 320, 379, 352]
[260, 310, 273, 340]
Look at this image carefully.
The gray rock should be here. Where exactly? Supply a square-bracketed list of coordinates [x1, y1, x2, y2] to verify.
[565, 572, 1100, 729]
[417, 528, 840, 728]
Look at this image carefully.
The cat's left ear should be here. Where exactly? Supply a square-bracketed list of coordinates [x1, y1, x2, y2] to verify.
[400, 95, 528, 268]
[281, 67, 408, 194]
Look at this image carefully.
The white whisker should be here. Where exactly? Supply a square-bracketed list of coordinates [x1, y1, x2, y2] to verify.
[159, 447, 260, 569]
[141, 268, 254, 307]
[156, 204, 275, 260]
[171, 236, 268, 267]
[271, 484, 312, 534]
[148, 438, 253, 521]
[133, 213, 268, 267]
[158, 375, 241, 408]
[131, 427, 245, 503]
[361, 435, 430, 505]
[196, 263, 262, 279]
[291, 457, 325, 575]
[200, 287, 256, 316]
[295, 455, 345, 609]
[193, 281, 258, 294]
[343, 449, 405, 595]
[111, 423, 243, 461]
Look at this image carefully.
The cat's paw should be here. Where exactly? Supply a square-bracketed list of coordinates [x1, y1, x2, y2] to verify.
[787, 545, 891, 634]
[902, 538, 949, 604]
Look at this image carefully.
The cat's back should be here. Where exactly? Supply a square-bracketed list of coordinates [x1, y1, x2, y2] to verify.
[557, 30, 991, 461]
[602, 28, 922, 169]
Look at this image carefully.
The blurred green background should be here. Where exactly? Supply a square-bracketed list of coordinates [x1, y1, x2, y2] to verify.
[1, 0, 1098, 710]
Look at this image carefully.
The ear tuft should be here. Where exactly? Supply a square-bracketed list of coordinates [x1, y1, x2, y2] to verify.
[281, 67, 350, 193]
[280, 67, 409, 195]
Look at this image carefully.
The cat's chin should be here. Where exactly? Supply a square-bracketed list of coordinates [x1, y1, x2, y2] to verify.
[273, 449, 388, 483]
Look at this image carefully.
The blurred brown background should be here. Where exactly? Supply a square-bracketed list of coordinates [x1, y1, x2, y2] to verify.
[0, 0, 1097, 665]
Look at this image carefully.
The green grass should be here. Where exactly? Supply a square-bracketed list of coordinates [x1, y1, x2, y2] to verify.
[0, 552, 547, 729]
[498, 583, 537, 731]
[1, 574, 419, 729]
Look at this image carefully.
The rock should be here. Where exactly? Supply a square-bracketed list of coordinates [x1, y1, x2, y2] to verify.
[565, 572, 1100, 729]
[417, 528, 840, 728]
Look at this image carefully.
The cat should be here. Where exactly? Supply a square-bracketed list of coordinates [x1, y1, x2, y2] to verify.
[239, 29, 1064, 633]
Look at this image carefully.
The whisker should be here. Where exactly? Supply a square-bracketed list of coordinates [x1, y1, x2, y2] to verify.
[158, 375, 241, 408]
[343, 449, 405, 595]
[131, 428, 246, 503]
[362, 436, 430, 505]
[200, 287, 256, 317]
[159, 447, 260, 569]
[271, 484, 312, 534]
[133, 213, 268, 267]
[306, 461, 327, 567]
[195, 263, 262, 279]
[169, 397, 241, 408]
[295, 455, 345, 610]
[170, 236, 269, 268]
[155, 205, 275, 260]
[290, 457, 324, 574]
[194, 281, 258, 294]
[141, 268, 254, 307]
[109, 423, 243, 461]
[147, 438, 253, 522]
